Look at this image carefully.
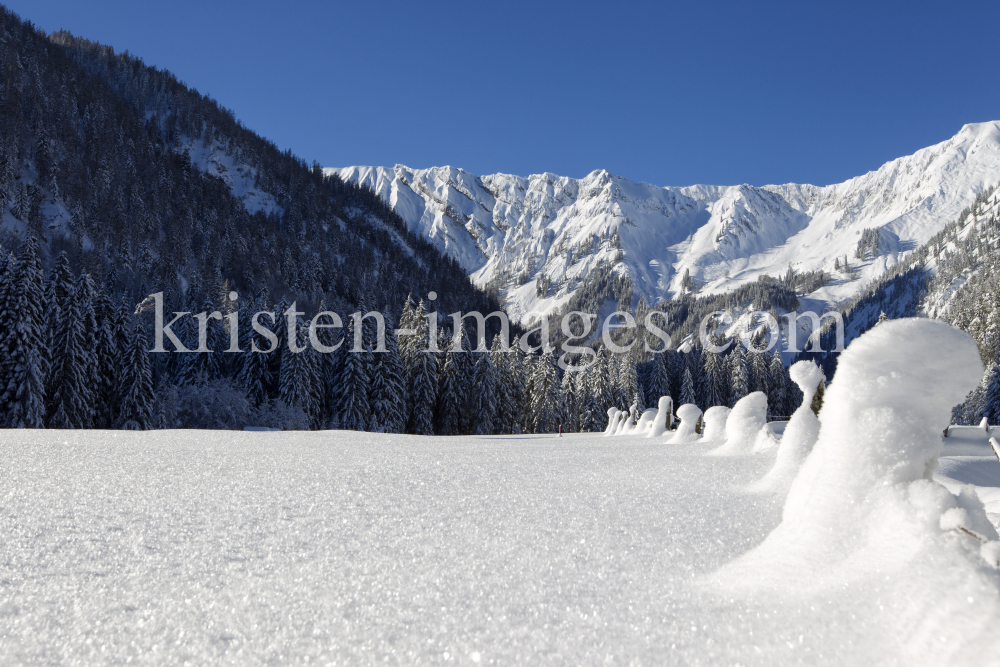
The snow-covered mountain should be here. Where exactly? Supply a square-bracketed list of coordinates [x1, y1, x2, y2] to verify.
[332, 122, 1000, 320]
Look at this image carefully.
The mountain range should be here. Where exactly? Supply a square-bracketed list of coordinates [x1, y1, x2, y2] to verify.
[334, 122, 1000, 319]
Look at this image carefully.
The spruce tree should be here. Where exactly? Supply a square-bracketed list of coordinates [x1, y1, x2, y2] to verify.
[767, 351, 788, 418]
[369, 330, 406, 433]
[0, 239, 46, 428]
[986, 365, 1000, 425]
[489, 334, 515, 434]
[237, 298, 271, 407]
[729, 343, 749, 407]
[336, 342, 370, 431]
[435, 346, 462, 436]
[91, 286, 120, 427]
[407, 351, 437, 435]
[47, 281, 93, 428]
[281, 315, 324, 429]
[680, 367, 696, 407]
[117, 318, 154, 430]
[471, 345, 497, 435]
[529, 352, 561, 433]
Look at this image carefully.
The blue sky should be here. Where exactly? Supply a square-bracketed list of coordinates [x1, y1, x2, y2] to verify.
[8, 0, 1000, 187]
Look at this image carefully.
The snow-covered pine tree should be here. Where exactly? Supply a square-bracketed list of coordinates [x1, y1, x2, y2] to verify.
[91, 285, 119, 428]
[765, 350, 786, 417]
[471, 343, 497, 435]
[618, 354, 646, 412]
[580, 368, 601, 432]
[11, 181, 28, 221]
[530, 352, 561, 433]
[237, 297, 272, 407]
[407, 350, 437, 435]
[47, 281, 93, 428]
[281, 314, 324, 428]
[986, 365, 1000, 426]
[561, 369, 578, 432]
[404, 299, 429, 425]
[0, 239, 46, 428]
[455, 322, 477, 434]
[649, 352, 670, 406]
[729, 343, 749, 407]
[174, 314, 204, 387]
[397, 295, 418, 365]
[703, 338, 730, 408]
[43, 252, 75, 393]
[748, 348, 770, 396]
[435, 342, 462, 435]
[369, 329, 406, 433]
[489, 334, 515, 434]
[680, 367, 696, 407]
[336, 338, 370, 431]
[509, 335, 529, 434]
[667, 349, 685, 404]
[684, 347, 705, 409]
[117, 318, 154, 430]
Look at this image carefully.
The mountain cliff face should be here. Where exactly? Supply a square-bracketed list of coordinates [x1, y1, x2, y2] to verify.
[334, 122, 1000, 319]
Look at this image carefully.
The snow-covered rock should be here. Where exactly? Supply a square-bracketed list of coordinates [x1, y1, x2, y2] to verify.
[334, 122, 1000, 319]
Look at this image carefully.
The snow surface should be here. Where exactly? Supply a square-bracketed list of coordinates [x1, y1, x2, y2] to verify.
[333, 123, 1000, 319]
[1, 425, 997, 663]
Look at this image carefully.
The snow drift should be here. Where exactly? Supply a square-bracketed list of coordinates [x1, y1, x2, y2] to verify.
[711, 318, 1000, 664]
[747, 360, 824, 494]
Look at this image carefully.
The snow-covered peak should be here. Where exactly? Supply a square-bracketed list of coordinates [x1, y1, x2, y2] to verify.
[332, 122, 1000, 319]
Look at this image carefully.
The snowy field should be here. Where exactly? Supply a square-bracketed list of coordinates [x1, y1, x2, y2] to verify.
[0, 428, 997, 665]
[4, 320, 1000, 665]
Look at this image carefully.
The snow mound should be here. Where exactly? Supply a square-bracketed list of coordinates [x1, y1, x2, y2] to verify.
[711, 319, 1000, 664]
[747, 360, 824, 494]
[648, 396, 672, 438]
[603, 408, 620, 436]
[750, 422, 781, 454]
[701, 406, 731, 442]
[707, 392, 768, 456]
[668, 404, 703, 444]
[634, 408, 658, 435]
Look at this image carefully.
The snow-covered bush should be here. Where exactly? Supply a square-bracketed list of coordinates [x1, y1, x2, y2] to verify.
[701, 406, 731, 442]
[708, 392, 767, 456]
[648, 396, 673, 438]
[748, 360, 824, 493]
[668, 404, 703, 443]
[634, 408, 658, 434]
[603, 408, 620, 435]
[254, 398, 311, 431]
[157, 380, 255, 430]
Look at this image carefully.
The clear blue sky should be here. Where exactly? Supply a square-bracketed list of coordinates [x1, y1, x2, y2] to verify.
[7, 0, 1000, 187]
